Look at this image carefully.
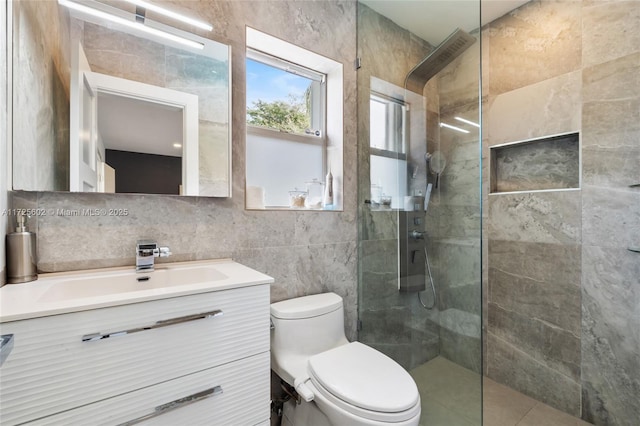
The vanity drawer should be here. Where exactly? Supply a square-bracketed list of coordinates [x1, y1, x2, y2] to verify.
[0, 284, 269, 425]
[25, 351, 271, 426]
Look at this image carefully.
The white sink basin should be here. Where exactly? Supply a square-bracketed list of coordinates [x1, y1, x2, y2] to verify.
[0, 259, 273, 322]
[39, 266, 228, 303]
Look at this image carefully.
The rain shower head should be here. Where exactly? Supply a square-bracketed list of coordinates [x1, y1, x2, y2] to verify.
[405, 28, 476, 94]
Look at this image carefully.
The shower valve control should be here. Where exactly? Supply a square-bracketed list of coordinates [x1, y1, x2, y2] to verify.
[409, 230, 426, 240]
[399, 211, 427, 293]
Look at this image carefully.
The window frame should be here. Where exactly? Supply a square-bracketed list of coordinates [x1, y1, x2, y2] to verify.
[369, 92, 409, 209]
[245, 27, 343, 211]
[369, 91, 408, 159]
[246, 49, 327, 142]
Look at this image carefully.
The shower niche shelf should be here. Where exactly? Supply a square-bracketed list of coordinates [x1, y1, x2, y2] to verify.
[490, 132, 580, 193]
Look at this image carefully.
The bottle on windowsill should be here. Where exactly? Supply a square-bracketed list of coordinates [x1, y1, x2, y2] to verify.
[323, 170, 334, 210]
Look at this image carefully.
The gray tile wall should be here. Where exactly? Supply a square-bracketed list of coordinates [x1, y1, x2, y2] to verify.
[430, 31, 483, 374]
[484, 0, 584, 417]
[356, 4, 438, 370]
[485, 1, 640, 424]
[1, 0, 8, 285]
[9, 0, 360, 339]
[357, 5, 483, 375]
[427, 57, 482, 376]
[580, 3, 640, 419]
[12, 0, 70, 192]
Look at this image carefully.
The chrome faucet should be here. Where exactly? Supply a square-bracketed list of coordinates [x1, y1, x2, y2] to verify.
[136, 239, 172, 272]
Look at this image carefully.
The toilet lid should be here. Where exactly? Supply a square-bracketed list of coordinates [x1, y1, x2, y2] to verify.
[308, 342, 419, 414]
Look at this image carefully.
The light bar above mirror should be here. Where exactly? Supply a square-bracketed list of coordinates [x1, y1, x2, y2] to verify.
[58, 0, 207, 50]
[121, 0, 213, 31]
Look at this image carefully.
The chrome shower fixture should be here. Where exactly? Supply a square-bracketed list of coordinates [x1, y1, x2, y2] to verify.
[405, 28, 476, 93]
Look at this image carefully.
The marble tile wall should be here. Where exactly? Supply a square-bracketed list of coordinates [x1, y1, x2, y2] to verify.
[9, 0, 360, 339]
[356, 4, 438, 370]
[1, 0, 8, 285]
[12, 0, 70, 192]
[357, 6, 483, 375]
[486, 0, 582, 97]
[429, 31, 483, 374]
[484, 1, 639, 424]
[484, 0, 584, 417]
[487, 71, 582, 146]
[580, 9, 640, 420]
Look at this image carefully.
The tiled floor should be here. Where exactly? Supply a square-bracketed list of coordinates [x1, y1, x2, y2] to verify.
[410, 357, 592, 426]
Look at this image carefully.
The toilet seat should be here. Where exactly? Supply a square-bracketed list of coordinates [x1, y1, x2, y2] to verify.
[307, 342, 421, 423]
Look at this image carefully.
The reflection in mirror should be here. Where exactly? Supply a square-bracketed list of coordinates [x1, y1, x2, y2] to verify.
[12, 0, 231, 196]
[98, 94, 184, 195]
[70, 41, 199, 194]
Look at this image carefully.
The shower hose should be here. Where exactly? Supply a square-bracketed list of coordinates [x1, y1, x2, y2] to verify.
[418, 245, 437, 310]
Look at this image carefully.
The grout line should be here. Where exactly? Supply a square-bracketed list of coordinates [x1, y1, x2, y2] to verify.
[515, 402, 540, 425]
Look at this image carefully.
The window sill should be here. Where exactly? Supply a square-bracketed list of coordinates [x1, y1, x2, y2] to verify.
[245, 206, 343, 212]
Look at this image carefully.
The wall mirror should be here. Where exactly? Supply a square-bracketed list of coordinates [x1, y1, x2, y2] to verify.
[11, 0, 232, 196]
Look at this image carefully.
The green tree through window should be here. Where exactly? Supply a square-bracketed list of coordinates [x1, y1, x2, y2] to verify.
[246, 93, 310, 134]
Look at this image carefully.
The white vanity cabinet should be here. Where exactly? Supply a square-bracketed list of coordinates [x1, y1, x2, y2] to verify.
[0, 281, 271, 425]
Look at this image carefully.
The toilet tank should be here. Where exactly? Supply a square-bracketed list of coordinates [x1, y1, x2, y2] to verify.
[271, 293, 349, 385]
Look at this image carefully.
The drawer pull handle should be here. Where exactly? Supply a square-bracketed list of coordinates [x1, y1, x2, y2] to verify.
[0, 334, 14, 367]
[82, 309, 223, 342]
[117, 385, 223, 426]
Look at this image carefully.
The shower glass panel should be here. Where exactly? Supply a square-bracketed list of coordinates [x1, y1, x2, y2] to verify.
[357, 2, 482, 425]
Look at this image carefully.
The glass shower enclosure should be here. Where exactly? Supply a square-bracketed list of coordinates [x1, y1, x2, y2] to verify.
[357, 2, 483, 425]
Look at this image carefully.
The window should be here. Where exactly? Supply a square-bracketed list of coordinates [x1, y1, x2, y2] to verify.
[246, 50, 325, 137]
[245, 28, 343, 210]
[370, 93, 406, 154]
[370, 93, 408, 209]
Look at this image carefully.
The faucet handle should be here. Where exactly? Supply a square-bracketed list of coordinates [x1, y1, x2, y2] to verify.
[158, 246, 172, 258]
[136, 240, 158, 256]
[409, 230, 426, 240]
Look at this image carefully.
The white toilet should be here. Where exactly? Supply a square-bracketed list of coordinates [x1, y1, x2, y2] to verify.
[271, 292, 421, 426]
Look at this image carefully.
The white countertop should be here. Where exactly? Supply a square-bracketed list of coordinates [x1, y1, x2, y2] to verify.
[0, 259, 273, 323]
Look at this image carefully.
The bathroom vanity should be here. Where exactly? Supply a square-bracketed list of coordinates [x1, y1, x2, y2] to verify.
[0, 260, 273, 426]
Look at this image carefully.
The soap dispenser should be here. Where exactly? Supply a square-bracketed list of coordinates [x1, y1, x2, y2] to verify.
[6, 213, 37, 284]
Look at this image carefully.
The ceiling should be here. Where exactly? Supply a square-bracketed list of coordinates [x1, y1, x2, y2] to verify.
[359, 0, 530, 46]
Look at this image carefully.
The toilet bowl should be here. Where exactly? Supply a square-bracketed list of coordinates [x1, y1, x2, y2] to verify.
[271, 293, 421, 426]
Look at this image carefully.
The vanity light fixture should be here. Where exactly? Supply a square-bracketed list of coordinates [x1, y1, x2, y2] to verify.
[58, 0, 205, 50]
[121, 0, 213, 31]
[454, 116, 480, 128]
[173, 143, 183, 148]
[440, 122, 470, 134]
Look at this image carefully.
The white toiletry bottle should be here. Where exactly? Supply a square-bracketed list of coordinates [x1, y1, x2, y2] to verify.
[323, 170, 333, 209]
[6, 213, 37, 283]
